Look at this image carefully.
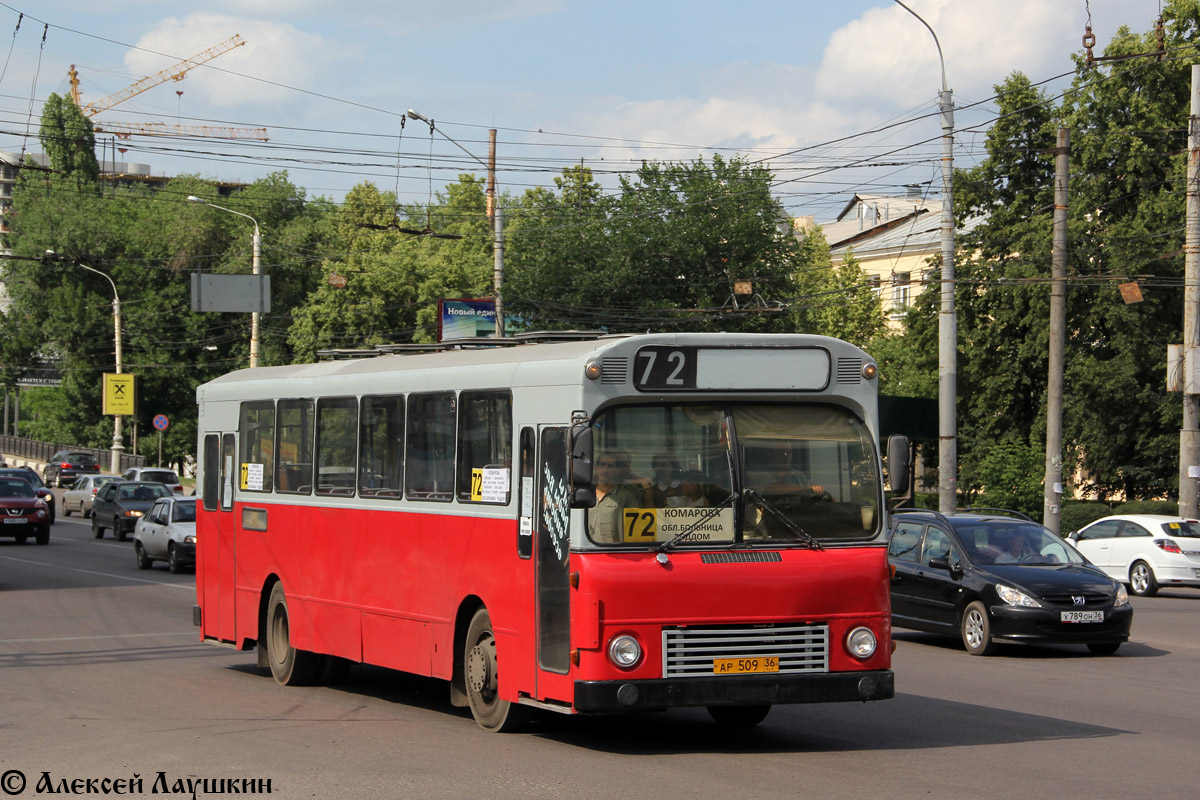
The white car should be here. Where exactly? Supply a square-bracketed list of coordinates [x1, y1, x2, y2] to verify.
[1067, 514, 1200, 596]
[133, 496, 196, 573]
[122, 467, 185, 495]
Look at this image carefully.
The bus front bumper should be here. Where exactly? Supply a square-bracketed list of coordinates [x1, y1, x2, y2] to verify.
[572, 670, 893, 712]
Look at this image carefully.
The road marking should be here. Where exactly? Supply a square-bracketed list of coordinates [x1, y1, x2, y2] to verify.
[0, 554, 194, 591]
[0, 632, 195, 644]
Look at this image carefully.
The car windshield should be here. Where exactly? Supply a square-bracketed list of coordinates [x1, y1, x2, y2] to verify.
[586, 403, 881, 547]
[172, 501, 197, 522]
[1162, 520, 1200, 537]
[0, 478, 34, 498]
[953, 520, 1086, 566]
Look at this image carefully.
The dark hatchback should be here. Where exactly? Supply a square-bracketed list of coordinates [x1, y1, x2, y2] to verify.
[43, 450, 101, 488]
[887, 509, 1133, 655]
[90, 481, 173, 541]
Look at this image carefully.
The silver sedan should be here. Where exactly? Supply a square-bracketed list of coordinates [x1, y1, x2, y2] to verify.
[133, 496, 197, 573]
[61, 474, 122, 518]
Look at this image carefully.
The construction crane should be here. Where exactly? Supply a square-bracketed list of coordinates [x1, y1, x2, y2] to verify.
[68, 34, 268, 141]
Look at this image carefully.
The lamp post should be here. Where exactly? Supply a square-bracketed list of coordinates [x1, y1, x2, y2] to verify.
[406, 109, 505, 338]
[186, 196, 262, 367]
[52, 253, 124, 473]
[894, 0, 957, 513]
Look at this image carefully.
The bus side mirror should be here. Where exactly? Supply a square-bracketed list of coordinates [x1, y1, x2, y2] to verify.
[569, 423, 596, 509]
[887, 435, 911, 495]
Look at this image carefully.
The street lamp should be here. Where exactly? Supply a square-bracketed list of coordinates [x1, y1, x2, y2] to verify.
[406, 109, 505, 338]
[894, 0, 957, 513]
[187, 196, 263, 367]
[48, 251, 124, 473]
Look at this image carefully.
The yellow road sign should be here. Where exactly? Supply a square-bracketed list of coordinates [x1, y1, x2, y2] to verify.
[102, 373, 135, 415]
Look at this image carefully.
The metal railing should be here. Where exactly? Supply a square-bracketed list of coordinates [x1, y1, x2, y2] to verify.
[0, 435, 146, 473]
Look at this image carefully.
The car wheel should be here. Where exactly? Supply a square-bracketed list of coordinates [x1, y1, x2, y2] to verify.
[92, 517, 103, 539]
[707, 705, 772, 727]
[63, 504, 72, 517]
[1129, 560, 1159, 597]
[266, 582, 318, 686]
[115, 524, 127, 542]
[1087, 642, 1121, 655]
[464, 607, 530, 732]
[35, 526, 49, 545]
[135, 541, 152, 570]
[168, 543, 183, 574]
[961, 600, 999, 656]
[83, 507, 91, 519]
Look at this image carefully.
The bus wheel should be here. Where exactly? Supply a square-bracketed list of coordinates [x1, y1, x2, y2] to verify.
[266, 583, 318, 686]
[464, 608, 529, 732]
[707, 705, 771, 727]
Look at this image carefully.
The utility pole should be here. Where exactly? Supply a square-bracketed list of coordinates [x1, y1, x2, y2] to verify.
[937, 82, 957, 514]
[1180, 65, 1200, 518]
[1044, 128, 1069, 533]
[486, 129, 497, 226]
[494, 204, 505, 338]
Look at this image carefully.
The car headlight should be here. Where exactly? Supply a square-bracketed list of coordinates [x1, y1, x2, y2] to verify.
[184, 535, 196, 545]
[123, 509, 144, 518]
[1114, 583, 1130, 607]
[35, 509, 46, 520]
[846, 627, 877, 659]
[607, 635, 642, 669]
[996, 583, 1043, 608]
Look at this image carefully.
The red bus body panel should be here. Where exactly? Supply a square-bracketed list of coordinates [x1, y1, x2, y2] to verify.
[198, 501, 891, 709]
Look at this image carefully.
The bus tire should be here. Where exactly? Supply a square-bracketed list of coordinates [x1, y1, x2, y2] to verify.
[266, 582, 318, 686]
[464, 607, 530, 732]
[707, 705, 772, 728]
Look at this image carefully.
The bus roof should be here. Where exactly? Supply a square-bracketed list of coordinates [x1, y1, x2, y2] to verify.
[197, 332, 874, 408]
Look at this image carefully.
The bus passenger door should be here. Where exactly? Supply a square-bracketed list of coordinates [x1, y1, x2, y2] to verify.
[200, 432, 238, 644]
[534, 425, 573, 701]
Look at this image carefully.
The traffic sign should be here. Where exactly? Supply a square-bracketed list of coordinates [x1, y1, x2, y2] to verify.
[102, 373, 135, 416]
[153, 414, 170, 431]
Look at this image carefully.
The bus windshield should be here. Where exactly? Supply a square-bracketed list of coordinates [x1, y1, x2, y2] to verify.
[588, 403, 881, 546]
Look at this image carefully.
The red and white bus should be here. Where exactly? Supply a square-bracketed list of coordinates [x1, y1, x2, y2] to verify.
[194, 332, 908, 731]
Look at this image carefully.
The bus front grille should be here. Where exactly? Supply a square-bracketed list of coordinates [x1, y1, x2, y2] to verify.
[662, 624, 830, 677]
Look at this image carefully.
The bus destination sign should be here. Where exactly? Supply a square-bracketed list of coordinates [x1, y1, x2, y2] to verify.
[633, 346, 831, 392]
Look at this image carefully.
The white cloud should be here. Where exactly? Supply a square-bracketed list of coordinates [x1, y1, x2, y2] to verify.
[127, 14, 341, 111]
[815, 0, 1077, 108]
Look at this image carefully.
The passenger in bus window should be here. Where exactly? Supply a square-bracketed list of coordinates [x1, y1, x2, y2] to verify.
[677, 470, 718, 507]
[748, 442, 824, 495]
[649, 452, 682, 507]
[589, 453, 644, 543]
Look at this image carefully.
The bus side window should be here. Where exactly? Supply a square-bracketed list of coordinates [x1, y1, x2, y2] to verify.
[238, 401, 275, 493]
[359, 395, 404, 498]
[456, 390, 512, 504]
[276, 399, 314, 494]
[405, 392, 456, 502]
[315, 397, 357, 496]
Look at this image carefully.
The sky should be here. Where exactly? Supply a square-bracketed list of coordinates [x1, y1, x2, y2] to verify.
[0, 0, 1168, 222]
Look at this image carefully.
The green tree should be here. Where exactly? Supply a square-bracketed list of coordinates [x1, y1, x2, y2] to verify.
[507, 156, 821, 333]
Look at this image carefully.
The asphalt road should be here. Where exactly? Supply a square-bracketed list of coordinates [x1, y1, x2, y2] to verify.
[3, 503, 1199, 800]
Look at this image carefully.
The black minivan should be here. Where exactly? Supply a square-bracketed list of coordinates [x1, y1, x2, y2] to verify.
[887, 509, 1133, 655]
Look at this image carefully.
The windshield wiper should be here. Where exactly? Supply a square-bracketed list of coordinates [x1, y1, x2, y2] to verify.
[657, 493, 737, 553]
[742, 489, 823, 550]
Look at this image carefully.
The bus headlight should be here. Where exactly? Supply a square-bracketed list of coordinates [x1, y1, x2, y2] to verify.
[846, 627, 877, 660]
[607, 634, 642, 669]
